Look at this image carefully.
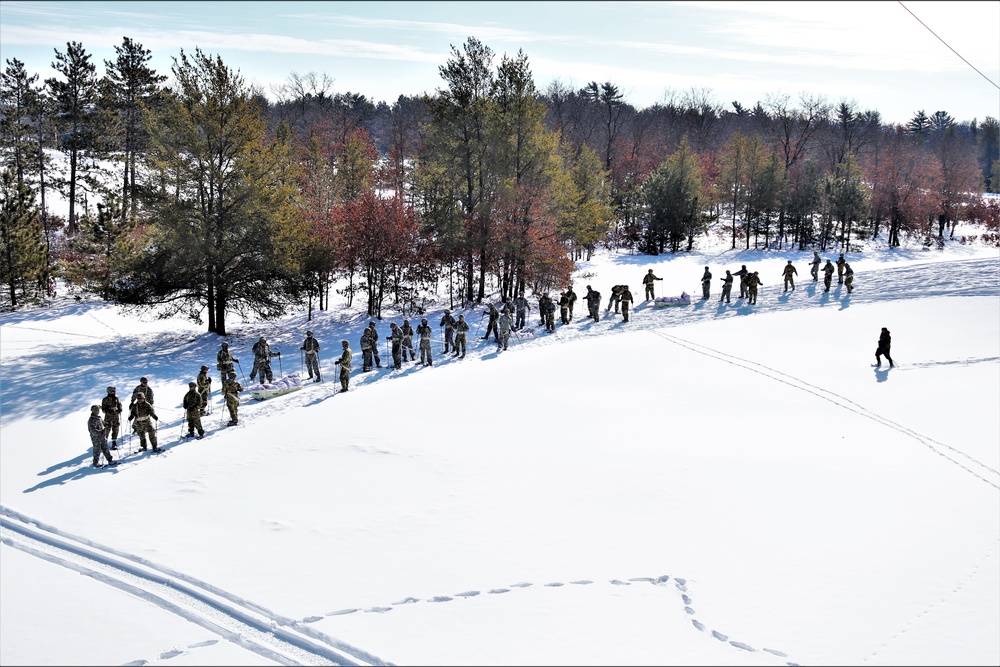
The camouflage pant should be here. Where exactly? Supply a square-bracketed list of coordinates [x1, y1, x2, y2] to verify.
[515, 310, 526, 330]
[250, 357, 273, 382]
[420, 338, 433, 365]
[784, 275, 795, 291]
[560, 306, 569, 324]
[442, 328, 453, 352]
[339, 365, 350, 391]
[91, 435, 113, 465]
[845, 275, 854, 293]
[824, 274, 833, 292]
[720, 283, 732, 303]
[702, 281, 711, 299]
[305, 351, 320, 378]
[454, 333, 467, 357]
[810, 265, 819, 280]
[226, 395, 239, 423]
[403, 337, 415, 360]
[622, 301, 631, 321]
[186, 408, 204, 436]
[645, 284, 655, 300]
[362, 348, 373, 371]
[103, 413, 121, 441]
[391, 341, 402, 369]
[498, 331, 510, 350]
[133, 418, 158, 450]
[606, 294, 620, 312]
[748, 285, 759, 304]
[545, 311, 556, 331]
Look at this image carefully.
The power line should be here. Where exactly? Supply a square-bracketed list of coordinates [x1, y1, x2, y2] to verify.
[897, 1, 1000, 91]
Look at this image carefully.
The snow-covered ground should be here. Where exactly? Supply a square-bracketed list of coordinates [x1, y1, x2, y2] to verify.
[1, 231, 998, 666]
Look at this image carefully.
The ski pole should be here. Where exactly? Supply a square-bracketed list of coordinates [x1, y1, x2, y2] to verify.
[236, 360, 247, 385]
[277, 352, 283, 377]
[300, 349, 304, 377]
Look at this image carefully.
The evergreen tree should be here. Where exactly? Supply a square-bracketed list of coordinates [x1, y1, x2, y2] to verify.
[0, 167, 47, 307]
[64, 195, 135, 299]
[102, 37, 167, 223]
[906, 110, 933, 137]
[45, 41, 99, 235]
[126, 48, 304, 335]
[0, 58, 40, 188]
[642, 135, 704, 253]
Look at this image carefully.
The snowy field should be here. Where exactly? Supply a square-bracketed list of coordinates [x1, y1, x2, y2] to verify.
[1, 233, 998, 666]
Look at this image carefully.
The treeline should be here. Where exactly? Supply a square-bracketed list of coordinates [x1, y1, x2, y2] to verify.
[1, 36, 998, 329]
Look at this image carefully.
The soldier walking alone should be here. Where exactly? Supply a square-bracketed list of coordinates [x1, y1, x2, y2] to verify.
[875, 327, 894, 367]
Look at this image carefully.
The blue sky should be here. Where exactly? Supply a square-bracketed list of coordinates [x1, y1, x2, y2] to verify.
[1, 1, 997, 125]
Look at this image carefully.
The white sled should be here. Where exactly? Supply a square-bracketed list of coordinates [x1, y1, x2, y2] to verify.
[248, 372, 305, 400]
[653, 292, 692, 307]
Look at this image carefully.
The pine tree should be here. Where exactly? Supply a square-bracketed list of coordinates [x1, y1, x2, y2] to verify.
[102, 37, 167, 223]
[124, 48, 304, 335]
[0, 167, 48, 307]
[45, 41, 99, 235]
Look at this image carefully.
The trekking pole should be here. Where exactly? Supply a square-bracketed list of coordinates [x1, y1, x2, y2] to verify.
[475, 312, 485, 338]
[236, 360, 247, 384]
[300, 349, 304, 377]
[277, 352, 283, 377]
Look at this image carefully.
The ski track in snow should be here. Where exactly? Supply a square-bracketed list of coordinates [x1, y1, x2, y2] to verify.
[0, 505, 389, 667]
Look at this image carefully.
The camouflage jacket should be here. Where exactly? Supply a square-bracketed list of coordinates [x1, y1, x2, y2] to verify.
[196, 371, 213, 393]
[88, 413, 105, 444]
[182, 389, 203, 413]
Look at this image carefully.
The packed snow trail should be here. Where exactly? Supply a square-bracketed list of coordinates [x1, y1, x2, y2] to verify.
[0, 506, 390, 667]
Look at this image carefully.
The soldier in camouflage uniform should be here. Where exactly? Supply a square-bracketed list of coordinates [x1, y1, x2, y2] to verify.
[301, 330, 321, 381]
[782, 260, 798, 292]
[130, 376, 154, 408]
[127, 393, 160, 452]
[513, 292, 530, 331]
[746, 271, 763, 305]
[439, 310, 456, 353]
[822, 259, 835, 292]
[810, 251, 821, 281]
[720, 270, 733, 304]
[482, 303, 500, 341]
[100, 386, 123, 449]
[89, 405, 116, 468]
[642, 269, 663, 300]
[559, 291, 571, 325]
[565, 287, 577, 321]
[367, 322, 382, 368]
[540, 294, 556, 332]
[843, 262, 855, 293]
[182, 382, 205, 439]
[453, 314, 469, 358]
[700, 267, 712, 299]
[416, 317, 434, 366]
[196, 365, 213, 415]
[620, 285, 635, 322]
[401, 319, 416, 361]
[216, 342, 237, 386]
[606, 284, 624, 313]
[223, 371, 243, 425]
[360, 325, 375, 372]
[497, 310, 513, 351]
[733, 265, 749, 298]
[875, 327, 894, 367]
[584, 285, 601, 321]
[250, 336, 278, 383]
[334, 340, 352, 391]
[836, 253, 846, 284]
[386, 322, 404, 370]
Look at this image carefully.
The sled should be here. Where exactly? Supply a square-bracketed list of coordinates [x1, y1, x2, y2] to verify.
[653, 292, 692, 307]
[248, 372, 305, 400]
